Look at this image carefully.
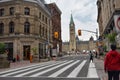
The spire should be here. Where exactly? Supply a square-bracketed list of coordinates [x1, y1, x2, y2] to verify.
[70, 14, 74, 24]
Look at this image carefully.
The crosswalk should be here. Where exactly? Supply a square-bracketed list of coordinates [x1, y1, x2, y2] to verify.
[0, 60, 98, 78]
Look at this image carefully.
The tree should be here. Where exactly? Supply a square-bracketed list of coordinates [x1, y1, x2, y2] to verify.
[0, 43, 5, 54]
[107, 32, 116, 44]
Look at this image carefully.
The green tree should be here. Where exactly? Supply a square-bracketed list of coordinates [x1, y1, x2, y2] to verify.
[0, 43, 5, 54]
[107, 33, 116, 43]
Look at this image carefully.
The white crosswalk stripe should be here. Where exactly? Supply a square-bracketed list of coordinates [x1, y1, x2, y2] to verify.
[67, 60, 87, 77]
[30, 60, 74, 77]
[49, 60, 80, 77]
[0, 61, 66, 77]
[87, 62, 98, 78]
[0, 60, 99, 78]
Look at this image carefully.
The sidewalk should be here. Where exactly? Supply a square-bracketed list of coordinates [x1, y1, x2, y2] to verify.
[94, 58, 108, 80]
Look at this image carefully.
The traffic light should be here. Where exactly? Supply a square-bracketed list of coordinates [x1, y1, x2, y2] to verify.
[54, 32, 58, 39]
[78, 29, 81, 36]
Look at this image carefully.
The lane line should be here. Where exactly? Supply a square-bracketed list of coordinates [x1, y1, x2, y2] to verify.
[49, 60, 80, 77]
[67, 60, 87, 77]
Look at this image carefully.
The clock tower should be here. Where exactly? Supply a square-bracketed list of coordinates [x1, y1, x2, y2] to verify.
[69, 14, 76, 52]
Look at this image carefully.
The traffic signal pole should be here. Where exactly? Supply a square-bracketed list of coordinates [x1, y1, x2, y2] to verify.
[79, 29, 98, 40]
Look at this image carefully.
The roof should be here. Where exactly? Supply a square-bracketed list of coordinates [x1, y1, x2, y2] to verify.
[70, 14, 74, 24]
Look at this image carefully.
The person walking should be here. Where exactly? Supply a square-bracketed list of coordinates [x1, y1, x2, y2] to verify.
[104, 44, 120, 80]
[89, 51, 94, 62]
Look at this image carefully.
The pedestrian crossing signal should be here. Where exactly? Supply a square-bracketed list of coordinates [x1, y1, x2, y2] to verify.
[54, 32, 58, 39]
[78, 29, 81, 36]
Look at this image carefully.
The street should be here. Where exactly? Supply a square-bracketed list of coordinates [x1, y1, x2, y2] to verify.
[0, 54, 100, 80]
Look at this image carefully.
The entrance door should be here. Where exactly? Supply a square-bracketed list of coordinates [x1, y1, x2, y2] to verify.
[23, 45, 30, 60]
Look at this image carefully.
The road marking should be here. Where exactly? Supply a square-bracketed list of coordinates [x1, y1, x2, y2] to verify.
[49, 60, 80, 77]
[0, 61, 56, 75]
[0, 61, 66, 77]
[14, 60, 68, 77]
[87, 62, 98, 78]
[30, 60, 74, 77]
[67, 60, 87, 77]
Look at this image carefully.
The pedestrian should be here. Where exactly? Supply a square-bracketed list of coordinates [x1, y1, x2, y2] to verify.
[104, 44, 120, 80]
[95, 51, 98, 58]
[89, 51, 94, 62]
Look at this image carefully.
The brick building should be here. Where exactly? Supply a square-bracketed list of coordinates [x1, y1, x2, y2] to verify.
[47, 3, 62, 53]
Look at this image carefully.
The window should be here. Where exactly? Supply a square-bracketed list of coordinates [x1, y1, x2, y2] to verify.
[10, 7, 14, 15]
[45, 17, 47, 24]
[24, 7, 30, 15]
[24, 22, 30, 34]
[9, 21, 14, 33]
[42, 27, 45, 36]
[42, 15, 44, 21]
[0, 23, 4, 34]
[39, 12, 41, 19]
[39, 24, 41, 36]
[0, 8, 4, 16]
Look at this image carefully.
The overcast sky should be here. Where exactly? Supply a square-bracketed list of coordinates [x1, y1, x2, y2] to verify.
[45, 0, 98, 42]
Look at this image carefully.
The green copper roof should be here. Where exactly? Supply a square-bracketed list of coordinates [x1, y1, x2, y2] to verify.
[70, 14, 74, 24]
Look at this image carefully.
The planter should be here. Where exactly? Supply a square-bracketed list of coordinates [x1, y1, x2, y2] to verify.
[0, 54, 10, 68]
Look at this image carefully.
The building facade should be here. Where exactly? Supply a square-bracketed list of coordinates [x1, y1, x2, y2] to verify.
[47, 3, 62, 53]
[0, 0, 54, 61]
[62, 36, 97, 53]
[97, 0, 120, 49]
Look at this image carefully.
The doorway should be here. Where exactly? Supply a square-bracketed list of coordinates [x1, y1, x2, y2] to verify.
[23, 45, 30, 60]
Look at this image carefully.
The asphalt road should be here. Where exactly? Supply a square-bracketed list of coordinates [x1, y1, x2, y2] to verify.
[0, 54, 100, 80]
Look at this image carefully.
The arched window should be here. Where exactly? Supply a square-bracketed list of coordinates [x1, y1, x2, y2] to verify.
[24, 22, 30, 34]
[24, 7, 30, 15]
[0, 23, 4, 34]
[10, 7, 14, 15]
[9, 21, 14, 33]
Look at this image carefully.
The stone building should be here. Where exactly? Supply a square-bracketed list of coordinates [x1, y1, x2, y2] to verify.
[62, 15, 97, 53]
[0, 0, 54, 61]
[47, 3, 62, 53]
[97, 0, 120, 49]
[62, 36, 97, 53]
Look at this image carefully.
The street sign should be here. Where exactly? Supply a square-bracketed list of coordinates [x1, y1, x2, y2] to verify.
[114, 15, 120, 33]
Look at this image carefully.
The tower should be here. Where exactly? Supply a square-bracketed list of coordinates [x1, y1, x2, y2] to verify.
[69, 14, 76, 52]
